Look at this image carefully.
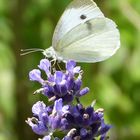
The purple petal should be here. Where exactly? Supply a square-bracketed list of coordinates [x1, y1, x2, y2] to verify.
[29, 69, 44, 84]
[60, 118, 69, 130]
[50, 115, 61, 130]
[60, 82, 67, 95]
[56, 80, 67, 96]
[26, 118, 48, 135]
[80, 128, 87, 137]
[40, 112, 49, 125]
[100, 120, 112, 135]
[78, 87, 89, 96]
[73, 66, 81, 73]
[62, 105, 70, 114]
[73, 78, 82, 91]
[67, 77, 74, 90]
[54, 71, 64, 84]
[42, 135, 51, 140]
[63, 94, 74, 103]
[63, 136, 72, 140]
[52, 99, 63, 115]
[100, 123, 111, 140]
[85, 107, 94, 117]
[38, 59, 51, 76]
[66, 60, 76, 72]
[32, 101, 47, 115]
[46, 106, 53, 113]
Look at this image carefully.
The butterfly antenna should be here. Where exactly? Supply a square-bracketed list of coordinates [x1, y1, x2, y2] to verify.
[20, 48, 44, 56]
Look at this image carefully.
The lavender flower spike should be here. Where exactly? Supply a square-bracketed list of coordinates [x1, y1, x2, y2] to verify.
[27, 59, 111, 140]
[28, 59, 89, 103]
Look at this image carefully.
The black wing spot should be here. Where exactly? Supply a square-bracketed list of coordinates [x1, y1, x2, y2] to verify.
[80, 14, 87, 20]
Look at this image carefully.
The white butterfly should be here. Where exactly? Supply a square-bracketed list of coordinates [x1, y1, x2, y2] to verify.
[43, 0, 120, 63]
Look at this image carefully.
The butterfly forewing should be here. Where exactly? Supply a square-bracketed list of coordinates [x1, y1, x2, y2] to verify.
[52, 0, 104, 49]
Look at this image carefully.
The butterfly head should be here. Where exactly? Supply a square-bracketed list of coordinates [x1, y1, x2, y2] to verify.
[43, 47, 56, 59]
[43, 47, 66, 62]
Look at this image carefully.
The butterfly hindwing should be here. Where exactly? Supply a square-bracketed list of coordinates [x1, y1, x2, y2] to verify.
[56, 18, 120, 62]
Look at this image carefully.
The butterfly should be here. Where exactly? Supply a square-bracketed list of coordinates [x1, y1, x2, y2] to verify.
[22, 0, 120, 63]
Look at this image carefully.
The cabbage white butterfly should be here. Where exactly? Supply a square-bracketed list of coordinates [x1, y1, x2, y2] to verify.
[43, 0, 120, 62]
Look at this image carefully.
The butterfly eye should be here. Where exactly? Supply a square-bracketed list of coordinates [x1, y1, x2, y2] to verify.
[80, 14, 87, 20]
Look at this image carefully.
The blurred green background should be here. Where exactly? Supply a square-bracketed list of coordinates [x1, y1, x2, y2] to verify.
[0, 0, 140, 140]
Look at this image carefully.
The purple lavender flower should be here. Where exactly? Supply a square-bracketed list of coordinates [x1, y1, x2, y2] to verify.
[27, 59, 111, 140]
[26, 101, 50, 135]
[64, 105, 111, 140]
[27, 98, 111, 140]
[29, 59, 89, 103]
[26, 99, 70, 136]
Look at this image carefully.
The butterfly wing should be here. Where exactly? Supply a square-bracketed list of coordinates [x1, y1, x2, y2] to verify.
[56, 18, 120, 62]
[52, 0, 104, 49]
